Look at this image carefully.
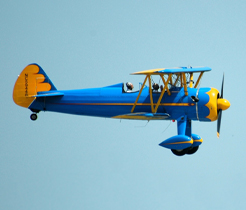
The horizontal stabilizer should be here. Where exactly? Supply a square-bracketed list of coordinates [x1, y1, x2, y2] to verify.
[33, 92, 64, 98]
[112, 112, 170, 120]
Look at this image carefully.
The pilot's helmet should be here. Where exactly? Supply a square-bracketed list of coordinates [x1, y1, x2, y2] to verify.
[152, 83, 159, 90]
[126, 82, 134, 90]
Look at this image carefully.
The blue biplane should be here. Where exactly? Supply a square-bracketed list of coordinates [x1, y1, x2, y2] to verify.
[13, 64, 230, 156]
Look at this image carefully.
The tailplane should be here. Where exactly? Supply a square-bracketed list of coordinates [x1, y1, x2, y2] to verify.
[13, 64, 57, 108]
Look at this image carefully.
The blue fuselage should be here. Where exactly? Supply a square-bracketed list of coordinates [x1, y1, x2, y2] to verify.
[29, 83, 212, 121]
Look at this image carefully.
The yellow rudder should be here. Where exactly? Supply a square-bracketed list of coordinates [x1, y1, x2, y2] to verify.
[13, 64, 53, 108]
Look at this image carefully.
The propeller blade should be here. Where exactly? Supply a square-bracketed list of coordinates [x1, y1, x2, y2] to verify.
[220, 73, 224, 98]
[217, 74, 224, 138]
[217, 109, 222, 138]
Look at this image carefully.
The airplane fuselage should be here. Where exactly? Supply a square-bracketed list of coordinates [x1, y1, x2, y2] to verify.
[29, 83, 218, 122]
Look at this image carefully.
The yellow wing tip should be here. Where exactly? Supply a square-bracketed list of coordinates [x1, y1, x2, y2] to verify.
[131, 68, 165, 75]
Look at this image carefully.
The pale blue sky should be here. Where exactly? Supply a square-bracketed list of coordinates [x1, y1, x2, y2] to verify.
[0, 0, 244, 209]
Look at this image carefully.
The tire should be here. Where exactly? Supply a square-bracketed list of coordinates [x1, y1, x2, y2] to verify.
[186, 146, 199, 155]
[171, 149, 187, 156]
[30, 113, 38, 121]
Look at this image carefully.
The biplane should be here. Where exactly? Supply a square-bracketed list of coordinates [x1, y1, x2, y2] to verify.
[13, 64, 230, 156]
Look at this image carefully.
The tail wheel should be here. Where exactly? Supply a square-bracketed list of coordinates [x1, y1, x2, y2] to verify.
[30, 113, 38, 121]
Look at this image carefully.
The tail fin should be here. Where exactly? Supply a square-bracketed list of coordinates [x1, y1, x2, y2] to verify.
[13, 63, 57, 108]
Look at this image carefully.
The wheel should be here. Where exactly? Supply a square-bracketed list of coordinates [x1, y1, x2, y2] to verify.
[171, 149, 187, 156]
[186, 146, 199, 155]
[30, 113, 38, 121]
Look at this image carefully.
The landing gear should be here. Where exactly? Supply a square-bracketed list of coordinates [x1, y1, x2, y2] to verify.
[171, 149, 188, 156]
[30, 113, 38, 121]
[186, 146, 199, 155]
[171, 146, 199, 156]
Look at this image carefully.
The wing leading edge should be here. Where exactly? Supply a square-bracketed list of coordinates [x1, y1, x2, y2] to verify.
[131, 66, 211, 75]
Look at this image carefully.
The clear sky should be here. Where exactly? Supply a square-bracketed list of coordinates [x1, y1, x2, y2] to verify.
[0, 0, 244, 209]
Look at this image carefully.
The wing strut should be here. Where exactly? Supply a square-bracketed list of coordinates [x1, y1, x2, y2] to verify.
[182, 73, 188, 96]
[131, 74, 172, 113]
[131, 76, 148, 113]
[148, 75, 154, 113]
[194, 72, 204, 88]
[173, 74, 180, 86]
[189, 73, 194, 88]
[154, 74, 172, 113]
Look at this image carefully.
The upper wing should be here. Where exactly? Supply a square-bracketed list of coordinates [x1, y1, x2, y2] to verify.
[131, 66, 211, 75]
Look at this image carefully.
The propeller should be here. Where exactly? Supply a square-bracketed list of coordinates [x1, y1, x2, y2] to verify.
[217, 109, 222, 138]
[217, 74, 230, 138]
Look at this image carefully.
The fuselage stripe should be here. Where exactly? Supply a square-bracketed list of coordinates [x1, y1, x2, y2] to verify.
[193, 139, 203, 143]
[164, 140, 193, 145]
[51, 102, 195, 106]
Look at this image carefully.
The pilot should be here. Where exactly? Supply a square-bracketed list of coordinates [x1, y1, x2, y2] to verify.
[152, 83, 159, 91]
[126, 82, 134, 92]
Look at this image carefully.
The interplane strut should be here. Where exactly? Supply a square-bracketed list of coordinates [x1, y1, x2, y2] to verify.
[131, 74, 172, 113]
[130, 68, 207, 114]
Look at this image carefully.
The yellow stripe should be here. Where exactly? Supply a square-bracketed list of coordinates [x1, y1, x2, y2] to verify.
[193, 139, 203, 143]
[161, 103, 194, 106]
[112, 115, 166, 120]
[165, 140, 193, 145]
[57, 102, 194, 106]
[131, 68, 165, 75]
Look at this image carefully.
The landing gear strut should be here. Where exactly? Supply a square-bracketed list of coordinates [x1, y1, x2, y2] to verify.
[30, 113, 38, 121]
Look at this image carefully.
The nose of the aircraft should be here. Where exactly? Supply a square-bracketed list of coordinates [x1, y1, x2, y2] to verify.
[217, 98, 230, 111]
